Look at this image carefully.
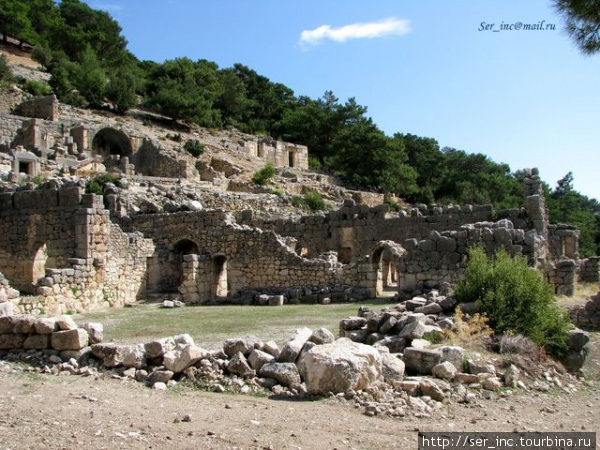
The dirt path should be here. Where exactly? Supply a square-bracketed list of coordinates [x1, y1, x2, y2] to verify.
[0, 364, 598, 450]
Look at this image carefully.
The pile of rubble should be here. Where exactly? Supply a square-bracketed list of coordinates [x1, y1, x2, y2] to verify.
[0, 308, 591, 420]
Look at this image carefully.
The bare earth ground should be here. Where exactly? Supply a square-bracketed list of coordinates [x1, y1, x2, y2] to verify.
[0, 365, 598, 450]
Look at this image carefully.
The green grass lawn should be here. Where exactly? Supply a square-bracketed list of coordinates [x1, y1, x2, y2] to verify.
[75, 300, 393, 350]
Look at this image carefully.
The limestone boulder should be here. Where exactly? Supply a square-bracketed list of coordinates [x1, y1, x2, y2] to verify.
[227, 352, 255, 378]
[122, 345, 147, 369]
[380, 353, 405, 382]
[403, 347, 442, 375]
[432, 361, 457, 380]
[145, 337, 176, 360]
[34, 317, 59, 334]
[399, 321, 427, 340]
[248, 349, 274, 371]
[278, 328, 312, 363]
[56, 315, 78, 331]
[163, 344, 209, 373]
[0, 302, 14, 317]
[223, 336, 259, 358]
[51, 329, 89, 351]
[91, 343, 125, 368]
[419, 378, 446, 402]
[0, 334, 26, 349]
[309, 328, 335, 345]
[261, 340, 281, 359]
[82, 322, 103, 344]
[298, 338, 382, 395]
[258, 362, 301, 388]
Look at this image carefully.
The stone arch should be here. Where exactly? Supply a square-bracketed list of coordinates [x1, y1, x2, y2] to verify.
[171, 239, 200, 290]
[212, 254, 228, 298]
[31, 243, 48, 284]
[371, 241, 406, 297]
[91, 128, 133, 160]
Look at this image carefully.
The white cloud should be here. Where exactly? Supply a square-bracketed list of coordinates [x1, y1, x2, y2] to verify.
[299, 17, 411, 48]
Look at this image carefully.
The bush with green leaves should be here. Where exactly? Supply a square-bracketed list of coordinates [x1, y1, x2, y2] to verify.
[455, 246, 570, 356]
[291, 192, 330, 212]
[183, 139, 204, 157]
[85, 174, 121, 194]
[251, 163, 276, 185]
[23, 80, 53, 96]
[0, 55, 13, 82]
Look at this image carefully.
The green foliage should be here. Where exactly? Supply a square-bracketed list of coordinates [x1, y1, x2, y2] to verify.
[291, 191, 330, 211]
[166, 133, 182, 142]
[547, 172, 600, 257]
[183, 139, 204, 157]
[384, 197, 402, 212]
[271, 188, 284, 196]
[251, 163, 276, 185]
[554, 0, 600, 55]
[23, 79, 52, 96]
[85, 173, 120, 194]
[0, 54, 12, 82]
[32, 45, 53, 69]
[455, 246, 570, 356]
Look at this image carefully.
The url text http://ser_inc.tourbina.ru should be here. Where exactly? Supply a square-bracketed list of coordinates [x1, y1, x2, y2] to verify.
[418, 432, 596, 450]
[478, 20, 556, 32]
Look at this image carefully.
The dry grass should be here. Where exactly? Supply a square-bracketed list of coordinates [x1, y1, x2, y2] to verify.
[442, 308, 493, 350]
[75, 300, 391, 350]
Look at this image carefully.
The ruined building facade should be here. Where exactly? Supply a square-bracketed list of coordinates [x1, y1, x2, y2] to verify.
[0, 95, 595, 315]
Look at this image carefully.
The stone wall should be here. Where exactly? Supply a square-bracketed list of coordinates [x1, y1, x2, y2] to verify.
[13, 95, 58, 121]
[396, 219, 532, 293]
[580, 257, 600, 283]
[238, 201, 513, 264]
[569, 289, 600, 329]
[0, 114, 27, 149]
[121, 211, 365, 304]
[0, 185, 154, 314]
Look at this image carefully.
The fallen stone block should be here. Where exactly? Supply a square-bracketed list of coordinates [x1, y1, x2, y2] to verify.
[24, 334, 50, 350]
[34, 317, 59, 334]
[51, 329, 89, 351]
[298, 338, 382, 395]
[278, 328, 312, 363]
[258, 362, 301, 388]
[403, 347, 442, 375]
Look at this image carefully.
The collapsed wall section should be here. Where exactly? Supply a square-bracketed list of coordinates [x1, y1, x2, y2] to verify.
[0, 186, 154, 314]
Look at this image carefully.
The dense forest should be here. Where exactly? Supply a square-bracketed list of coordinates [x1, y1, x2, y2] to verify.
[0, 0, 598, 256]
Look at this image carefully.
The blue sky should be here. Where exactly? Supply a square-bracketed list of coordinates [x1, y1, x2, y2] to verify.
[88, 1, 599, 200]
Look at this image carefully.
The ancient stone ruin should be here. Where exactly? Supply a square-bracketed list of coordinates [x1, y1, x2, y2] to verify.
[0, 94, 596, 316]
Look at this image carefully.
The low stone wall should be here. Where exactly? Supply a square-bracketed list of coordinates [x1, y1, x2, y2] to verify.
[397, 219, 532, 293]
[580, 257, 600, 283]
[0, 272, 20, 315]
[568, 290, 600, 329]
[13, 94, 58, 121]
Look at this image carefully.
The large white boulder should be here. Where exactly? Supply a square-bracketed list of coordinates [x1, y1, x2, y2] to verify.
[298, 338, 382, 394]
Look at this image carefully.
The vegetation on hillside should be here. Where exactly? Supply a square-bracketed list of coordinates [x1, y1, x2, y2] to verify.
[455, 247, 571, 356]
[0, 0, 598, 255]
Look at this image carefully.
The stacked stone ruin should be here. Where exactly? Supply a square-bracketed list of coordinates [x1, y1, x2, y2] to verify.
[0, 95, 595, 316]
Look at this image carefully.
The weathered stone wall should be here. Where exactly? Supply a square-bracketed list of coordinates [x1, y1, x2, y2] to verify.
[238, 201, 518, 264]
[396, 219, 532, 293]
[120, 211, 367, 303]
[132, 140, 199, 179]
[0, 114, 27, 149]
[13, 95, 58, 121]
[569, 289, 600, 329]
[0, 186, 154, 314]
[580, 257, 600, 283]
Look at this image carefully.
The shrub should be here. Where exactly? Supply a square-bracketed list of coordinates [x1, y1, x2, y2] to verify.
[0, 55, 12, 82]
[32, 46, 53, 69]
[455, 246, 570, 356]
[183, 139, 204, 157]
[166, 133, 182, 142]
[303, 191, 329, 211]
[384, 197, 401, 212]
[252, 163, 276, 186]
[271, 188, 284, 196]
[290, 192, 331, 212]
[23, 80, 53, 96]
[85, 174, 121, 194]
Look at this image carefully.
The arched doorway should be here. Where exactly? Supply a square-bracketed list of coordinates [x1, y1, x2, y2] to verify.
[212, 255, 228, 298]
[171, 239, 200, 291]
[371, 241, 406, 297]
[91, 128, 133, 160]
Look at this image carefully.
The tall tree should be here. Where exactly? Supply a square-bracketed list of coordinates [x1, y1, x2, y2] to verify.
[553, 0, 600, 54]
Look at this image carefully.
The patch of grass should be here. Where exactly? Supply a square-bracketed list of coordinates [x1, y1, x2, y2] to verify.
[442, 308, 493, 350]
[76, 300, 390, 350]
[251, 163, 276, 186]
